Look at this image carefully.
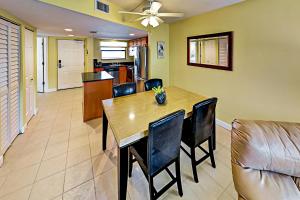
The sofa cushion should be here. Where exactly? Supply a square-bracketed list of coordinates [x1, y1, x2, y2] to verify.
[293, 177, 300, 191]
[232, 163, 300, 200]
[232, 119, 300, 177]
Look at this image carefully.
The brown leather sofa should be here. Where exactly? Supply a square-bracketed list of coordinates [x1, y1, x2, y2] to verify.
[231, 119, 300, 200]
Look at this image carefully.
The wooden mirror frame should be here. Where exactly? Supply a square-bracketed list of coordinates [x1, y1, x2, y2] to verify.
[187, 31, 233, 71]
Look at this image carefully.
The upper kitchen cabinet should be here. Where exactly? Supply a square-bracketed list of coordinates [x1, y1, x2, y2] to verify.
[128, 37, 148, 47]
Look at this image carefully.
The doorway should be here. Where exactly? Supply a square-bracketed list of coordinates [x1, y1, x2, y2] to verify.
[57, 40, 84, 90]
[25, 29, 35, 123]
[37, 37, 47, 93]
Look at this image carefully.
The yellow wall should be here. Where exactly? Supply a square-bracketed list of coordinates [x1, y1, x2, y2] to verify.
[39, 0, 144, 30]
[148, 24, 170, 86]
[0, 9, 37, 130]
[170, 0, 300, 123]
[47, 36, 94, 89]
[93, 38, 134, 63]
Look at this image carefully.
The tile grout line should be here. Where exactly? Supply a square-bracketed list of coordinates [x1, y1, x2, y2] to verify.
[0, 115, 46, 198]
[88, 121, 97, 200]
[60, 97, 89, 198]
[61, 106, 72, 200]
[26, 97, 70, 199]
[61, 99, 94, 198]
[27, 105, 61, 200]
[216, 183, 235, 200]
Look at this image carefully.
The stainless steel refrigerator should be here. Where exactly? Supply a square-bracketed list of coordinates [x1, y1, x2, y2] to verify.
[133, 46, 148, 81]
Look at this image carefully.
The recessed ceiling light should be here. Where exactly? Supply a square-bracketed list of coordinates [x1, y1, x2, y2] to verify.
[68, 34, 74, 37]
[129, 33, 135, 36]
[64, 28, 73, 32]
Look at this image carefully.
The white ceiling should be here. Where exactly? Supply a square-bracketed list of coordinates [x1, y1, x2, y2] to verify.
[0, 0, 147, 39]
[0, 0, 244, 38]
[111, 0, 244, 22]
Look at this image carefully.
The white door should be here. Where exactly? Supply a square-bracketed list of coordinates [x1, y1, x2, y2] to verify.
[25, 29, 34, 123]
[37, 37, 44, 92]
[58, 40, 84, 89]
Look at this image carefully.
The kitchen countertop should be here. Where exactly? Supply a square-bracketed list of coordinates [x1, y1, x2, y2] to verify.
[82, 71, 114, 82]
[94, 63, 134, 69]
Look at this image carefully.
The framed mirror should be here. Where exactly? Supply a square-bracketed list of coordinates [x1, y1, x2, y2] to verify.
[187, 32, 233, 71]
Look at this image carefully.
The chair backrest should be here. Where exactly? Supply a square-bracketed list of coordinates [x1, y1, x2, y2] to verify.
[113, 82, 136, 98]
[147, 110, 185, 176]
[191, 98, 218, 146]
[144, 78, 163, 91]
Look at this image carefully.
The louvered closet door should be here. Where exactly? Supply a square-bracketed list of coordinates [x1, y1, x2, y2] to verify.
[0, 18, 20, 155]
[0, 19, 10, 153]
[9, 23, 20, 142]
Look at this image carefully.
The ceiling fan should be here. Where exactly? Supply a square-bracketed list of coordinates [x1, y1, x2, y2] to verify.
[119, 0, 184, 28]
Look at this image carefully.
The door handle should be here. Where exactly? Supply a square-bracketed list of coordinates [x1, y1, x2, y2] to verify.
[30, 78, 33, 81]
[58, 60, 63, 68]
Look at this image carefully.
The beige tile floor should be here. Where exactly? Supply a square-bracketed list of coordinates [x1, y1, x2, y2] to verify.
[0, 88, 237, 200]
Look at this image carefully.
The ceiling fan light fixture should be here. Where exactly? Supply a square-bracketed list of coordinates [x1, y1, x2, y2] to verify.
[149, 16, 159, 27]
[141, 18, 149, 27]
[150, 1, 162, 13]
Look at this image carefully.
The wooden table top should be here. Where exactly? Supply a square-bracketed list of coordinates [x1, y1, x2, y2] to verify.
[102, 86, 208, 148]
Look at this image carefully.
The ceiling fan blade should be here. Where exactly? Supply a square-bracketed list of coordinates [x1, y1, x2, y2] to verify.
[119, 11, 147, 16]
[150, 2, 162, 13]
[135, 16, 147, 21]
[157, 13, 184, 17]
[155, 17, 164, 23]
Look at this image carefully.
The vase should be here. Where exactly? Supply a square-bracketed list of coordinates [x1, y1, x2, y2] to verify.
[155, 92, 166, 104]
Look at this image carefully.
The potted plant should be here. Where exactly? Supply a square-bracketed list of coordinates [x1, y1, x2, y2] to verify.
[152, 86, 166, 105]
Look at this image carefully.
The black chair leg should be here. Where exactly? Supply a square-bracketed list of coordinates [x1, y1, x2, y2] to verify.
[208, 137, 216, 168]
[148, 176, 155, 200]
[191, 148, 199, 183]
[175, 158, 183, 196]
[128, 152, 133, 177]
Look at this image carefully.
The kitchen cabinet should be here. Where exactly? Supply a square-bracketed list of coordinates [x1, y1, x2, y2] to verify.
[94, 67, 104, 73]
[128, 37, 148, 47]
[128, 40, 134, 47]
[119, 66, 127, 84]
[82, 72, 113, 122]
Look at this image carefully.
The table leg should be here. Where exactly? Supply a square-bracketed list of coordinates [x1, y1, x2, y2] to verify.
[102, 110, 108, 151]
[118, 146, 128, 200]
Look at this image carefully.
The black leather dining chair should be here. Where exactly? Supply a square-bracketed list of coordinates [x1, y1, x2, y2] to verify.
[113, 82, 136, 98]
[181, 98, 218, 183]
[144, 78, 163, 91]
[129, 110, 185, 200]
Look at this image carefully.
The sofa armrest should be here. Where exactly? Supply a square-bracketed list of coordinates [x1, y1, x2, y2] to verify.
[231, 119, 300, 177]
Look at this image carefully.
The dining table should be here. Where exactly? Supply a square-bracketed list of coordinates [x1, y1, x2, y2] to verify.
[101, 86, 216, 200]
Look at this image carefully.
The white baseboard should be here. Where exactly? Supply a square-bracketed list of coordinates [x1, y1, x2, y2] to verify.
[216, 118, 232, 131]
[20, 123, 27, 134]
[45, 88, 57, 93]
[0, 155, 3, 167]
